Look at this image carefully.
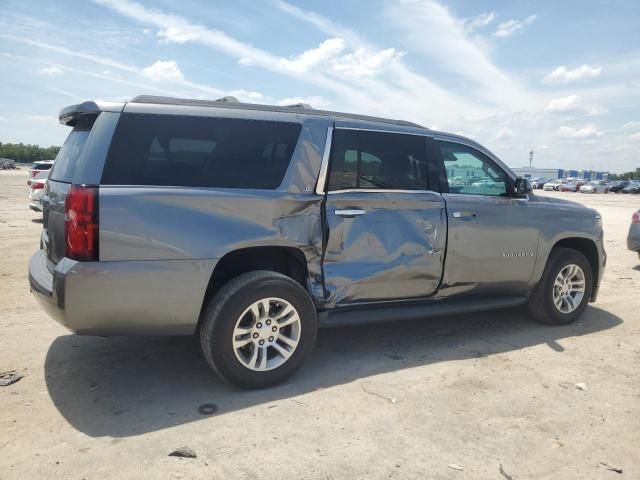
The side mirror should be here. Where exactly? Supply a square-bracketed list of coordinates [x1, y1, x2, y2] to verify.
[515, 177, 532, 195]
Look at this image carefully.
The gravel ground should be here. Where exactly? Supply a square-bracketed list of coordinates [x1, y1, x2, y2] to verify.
[1, 168, 639, 479]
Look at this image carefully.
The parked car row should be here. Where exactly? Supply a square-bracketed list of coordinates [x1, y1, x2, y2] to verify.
[538, 178, 640, 194]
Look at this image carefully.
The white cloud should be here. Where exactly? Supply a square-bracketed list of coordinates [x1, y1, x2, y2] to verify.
[277, 96, 331, 109]
[496, 127, 513, 141]
[464, 12, 495, 33]
[141, 60, 184, 82]
[26, 115, 58, 123]
[332, 46, 401, 77]
[227, 90, 263, 102]
[275, 38, 399, 77]
[628, 132, 640, 141]
[95, 0, 479, 124]
[543, 64, 602, 85]
[238, 57, 255, 66]
[39, 65, 62, 75]
[277, 38, 345, 73]
[494, 14, 536, 38]
[623, 121, 640, 130]
[544, 95, 606, 115]
[384, 1, 530, 107]
[556, 124, 603, 139]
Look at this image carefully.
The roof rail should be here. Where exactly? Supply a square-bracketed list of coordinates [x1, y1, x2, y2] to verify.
[215, 96, 240, 103]
[284, 103, 313, 110]
[127, 95, 426, 129]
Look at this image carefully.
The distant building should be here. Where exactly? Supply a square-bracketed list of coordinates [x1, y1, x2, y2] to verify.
[510, 167, 608, 181]
[510, 167, 562, 180]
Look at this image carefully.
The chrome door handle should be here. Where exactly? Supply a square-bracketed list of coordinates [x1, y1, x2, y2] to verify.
[335, 209, 365, 217]
[452, 211, 477, 219]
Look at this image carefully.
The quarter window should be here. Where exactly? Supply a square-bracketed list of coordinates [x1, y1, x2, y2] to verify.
[438, 140, 507, 196]
[327, 129, 429, 191]
[102, 114, 301, 189]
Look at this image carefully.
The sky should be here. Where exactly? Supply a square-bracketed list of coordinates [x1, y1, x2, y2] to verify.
[0, 0, 639, 172]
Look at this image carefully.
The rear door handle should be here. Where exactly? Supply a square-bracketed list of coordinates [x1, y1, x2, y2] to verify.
[452, 211, 477, 219]
[335, 209, 365, 217]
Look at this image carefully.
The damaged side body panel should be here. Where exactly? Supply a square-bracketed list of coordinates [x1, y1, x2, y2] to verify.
[322, 191, 446, 305]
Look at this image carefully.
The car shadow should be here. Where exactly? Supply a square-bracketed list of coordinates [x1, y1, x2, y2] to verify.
[44, 305, 622, 438]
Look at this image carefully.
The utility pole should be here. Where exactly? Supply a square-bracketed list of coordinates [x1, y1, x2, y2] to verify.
[529, 149, 534, 168]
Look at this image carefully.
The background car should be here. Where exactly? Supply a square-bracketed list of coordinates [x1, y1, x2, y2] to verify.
[28, 160, 54, 180]
[628, 210, 640, 260]
[26, 169, 50, 186]
[529, 177, 547, 189]
[28, 174, 48, 212]
[543, 180, 562, 191]
[580, 181, 608, 194]
[609, 180, 630, 193]
[622, 182, 640, 194]
[558, 182, 577, 192]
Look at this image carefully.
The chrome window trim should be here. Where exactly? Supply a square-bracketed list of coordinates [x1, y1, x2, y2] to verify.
[334, 126, 430, 137]
[324, 127, 433, 194]
[314, 126, 333, 195]
[433, 135, 516, 181]
[328, 188, 439, 195]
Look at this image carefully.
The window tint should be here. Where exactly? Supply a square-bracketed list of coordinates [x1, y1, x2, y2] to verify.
[32, 162, 53, 170]
[102, 114, 301, 189]
[327, 129, 429, 191]
[48, 117, 94, 183]
[438, 140, 507, 196]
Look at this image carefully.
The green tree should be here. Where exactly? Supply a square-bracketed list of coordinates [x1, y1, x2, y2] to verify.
[0, 142, 61, 163]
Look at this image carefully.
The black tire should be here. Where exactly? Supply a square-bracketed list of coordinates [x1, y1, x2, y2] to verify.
[200, 270, 318, 389]
[527, 248, 593, 325]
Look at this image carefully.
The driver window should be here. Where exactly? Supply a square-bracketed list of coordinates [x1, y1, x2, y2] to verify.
[438, 140, 507, 196]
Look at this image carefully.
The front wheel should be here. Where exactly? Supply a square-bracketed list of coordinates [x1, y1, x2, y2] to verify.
[200, 271, 318, 389]
[527, 248, 593, 325]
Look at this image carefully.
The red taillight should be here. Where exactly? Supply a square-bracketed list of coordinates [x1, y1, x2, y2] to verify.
[65, 185, 99, 261]
[31, 182, 45, 190]
[31, 170, 38, 177]
[633, 212, 640, 224]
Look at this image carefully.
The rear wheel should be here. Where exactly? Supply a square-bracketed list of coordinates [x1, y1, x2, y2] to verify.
[200, 270, 317, 389]
[527, 248, 593, 325]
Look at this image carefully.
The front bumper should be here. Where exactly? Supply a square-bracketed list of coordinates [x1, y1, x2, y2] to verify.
[628, 224, 640, 252]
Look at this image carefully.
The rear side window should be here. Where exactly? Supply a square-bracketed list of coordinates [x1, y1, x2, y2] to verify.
[327, 129, 429, 191]
[32, 162, 53, 170]
[101, 114, 302, 189]
[48, 117, 94, 183]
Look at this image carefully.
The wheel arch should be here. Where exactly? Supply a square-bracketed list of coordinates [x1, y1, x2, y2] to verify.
[547, 237, 600, 301]
[198, 245, 311, 329]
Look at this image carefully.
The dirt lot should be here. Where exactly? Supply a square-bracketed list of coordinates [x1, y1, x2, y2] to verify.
[1, 168, 639, 479]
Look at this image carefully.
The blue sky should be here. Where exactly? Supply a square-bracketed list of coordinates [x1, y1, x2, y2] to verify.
[1, 0, 639, 172]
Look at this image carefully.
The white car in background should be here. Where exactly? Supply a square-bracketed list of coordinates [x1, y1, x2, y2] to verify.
[543, 180, 562, 191]
[28, 170, 49, 212]
[580, 181, 609, 194]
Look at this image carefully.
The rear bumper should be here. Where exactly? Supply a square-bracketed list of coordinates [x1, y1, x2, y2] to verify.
[28, 250, 217, 336]
[28, 249, 69, 328]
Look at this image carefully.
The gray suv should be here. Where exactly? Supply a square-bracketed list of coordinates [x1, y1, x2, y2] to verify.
[29, 96, 606, 388]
